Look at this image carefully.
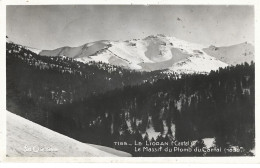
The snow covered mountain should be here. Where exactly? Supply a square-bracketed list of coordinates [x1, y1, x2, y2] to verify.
[39, 34, 225, 73]
[21, 34, 254, 74]
[203, 42, 254, 66]
[166, 54, 228, 74]
[7, 112, 131, 157]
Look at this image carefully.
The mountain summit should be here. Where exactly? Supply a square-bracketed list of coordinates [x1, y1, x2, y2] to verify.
[33, 35, 253, 73]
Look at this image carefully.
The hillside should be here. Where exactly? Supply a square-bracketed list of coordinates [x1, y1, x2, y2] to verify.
[7, 112, 131, 157]
[40, 62, 254, 156]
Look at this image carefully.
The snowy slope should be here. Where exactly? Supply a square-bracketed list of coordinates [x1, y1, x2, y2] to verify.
[203, 42, 254, 66]
[7, 112, 131, 157]
[39, 34, 229, 73]
[167, 54, 228, 74]
[40, 40, 110, 58]
[76, 34, 217, 72]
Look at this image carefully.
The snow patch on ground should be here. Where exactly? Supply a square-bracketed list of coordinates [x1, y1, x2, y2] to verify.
[146, 128, 161, 141]
[202, 138, 215, 148]
[191, 138, 215, 148]
[146, 116, 160, 140]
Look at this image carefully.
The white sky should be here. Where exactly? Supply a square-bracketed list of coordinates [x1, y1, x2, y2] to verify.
[6, 5, 254, 50]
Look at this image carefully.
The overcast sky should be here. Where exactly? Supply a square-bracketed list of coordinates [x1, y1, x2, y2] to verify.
[7, 5, 254, 50]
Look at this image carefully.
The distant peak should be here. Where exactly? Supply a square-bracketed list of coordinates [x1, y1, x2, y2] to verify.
[144, 34, 168, 40]
[156, 34, 167, 37]
[144, 35, 157, 39]
[208, 41, 254, 49]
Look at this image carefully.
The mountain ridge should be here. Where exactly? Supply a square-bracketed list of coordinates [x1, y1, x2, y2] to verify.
[38, 34, 254, 73]
[203, 42, 254, 66]
[8, 34, 254, 74]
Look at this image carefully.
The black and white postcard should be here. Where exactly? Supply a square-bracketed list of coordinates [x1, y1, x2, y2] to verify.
[0, 0, 259, 163]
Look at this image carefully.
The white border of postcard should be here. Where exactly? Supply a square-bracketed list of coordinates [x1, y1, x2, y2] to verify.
[0, 0, 259, 163]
